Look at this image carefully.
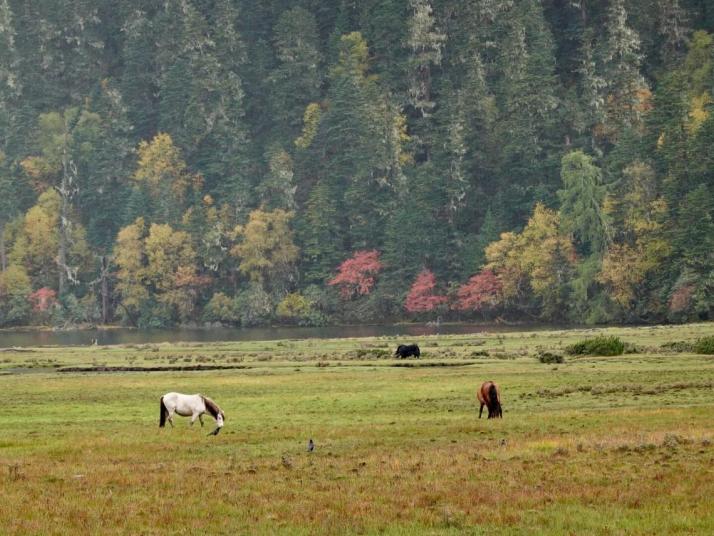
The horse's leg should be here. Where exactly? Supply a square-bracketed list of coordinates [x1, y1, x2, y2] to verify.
[168, 410, 175, 427]
[199, 414, 204, 427]
[479, 403, 484, 419]
[190, 412, 199, 426]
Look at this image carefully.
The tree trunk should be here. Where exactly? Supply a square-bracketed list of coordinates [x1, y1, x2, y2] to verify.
[0, 221, 6, 271]
[58, 184, 68, 297]
[100, 256, 110, 324]
[58, 135, 75, 297]
[57, 149, 69, 297]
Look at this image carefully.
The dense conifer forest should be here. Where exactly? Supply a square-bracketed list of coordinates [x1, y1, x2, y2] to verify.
[0, 0, 712, 328]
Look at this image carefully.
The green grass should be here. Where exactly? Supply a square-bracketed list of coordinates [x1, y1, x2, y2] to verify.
[1, 322, 714, 534]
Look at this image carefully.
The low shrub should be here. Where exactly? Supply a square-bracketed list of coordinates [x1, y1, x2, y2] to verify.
[536, 351, 565, 364]
[565, 335, 625, 356]
[693, 336, 714, 355]
[660, 340, 693, 353]
[347, 348, 390, 359]
[623, 343, 642, 354]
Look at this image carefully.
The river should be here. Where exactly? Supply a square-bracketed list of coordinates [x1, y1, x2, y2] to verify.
[0, 323, 541, 348]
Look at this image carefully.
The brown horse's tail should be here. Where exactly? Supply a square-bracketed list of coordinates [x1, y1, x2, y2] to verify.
[489, 383, 502, 418]
[159, 396, 167, 427]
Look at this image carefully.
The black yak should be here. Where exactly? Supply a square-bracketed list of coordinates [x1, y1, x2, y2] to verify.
[395, 344, 421, 358]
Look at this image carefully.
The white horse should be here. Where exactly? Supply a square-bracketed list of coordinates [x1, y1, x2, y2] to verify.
[159, 392, 225, 435]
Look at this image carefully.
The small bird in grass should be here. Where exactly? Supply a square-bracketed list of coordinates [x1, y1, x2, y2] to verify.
[307, 439, 315, 452]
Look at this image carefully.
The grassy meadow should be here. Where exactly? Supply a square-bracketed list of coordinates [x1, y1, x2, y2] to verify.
[1, 323, 714, 535]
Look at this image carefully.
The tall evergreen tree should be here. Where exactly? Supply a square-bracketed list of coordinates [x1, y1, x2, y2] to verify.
[268, 7, 323, 144]
[599, 0, 648, 143]
[494, 0, 560, 220]
[119, 8, 159, 143]
[558, 150, 608, 257]
[156, 0, 251, 208]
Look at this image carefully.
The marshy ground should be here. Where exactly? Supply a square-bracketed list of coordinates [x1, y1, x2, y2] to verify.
[1, 323, 713, 534]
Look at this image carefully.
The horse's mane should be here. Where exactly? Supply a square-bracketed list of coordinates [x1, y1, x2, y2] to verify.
[201, 395, 222, 419]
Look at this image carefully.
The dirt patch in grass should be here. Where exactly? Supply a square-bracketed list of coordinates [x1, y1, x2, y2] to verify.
[389, 361, 478, 368]
[57, 364, 252, 373]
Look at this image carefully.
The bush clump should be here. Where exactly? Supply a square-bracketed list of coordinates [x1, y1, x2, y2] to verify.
[693, 336, 714, 355]
[536, 351, 565, 364]
[566, 335, 625, 356]
[660, 340, 693, 353]
[347, 348, 390, 359]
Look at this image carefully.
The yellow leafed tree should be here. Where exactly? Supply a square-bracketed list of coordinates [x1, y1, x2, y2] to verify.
[133, 133, 201, 223]
[485, 204, 576, 317]
[231, 209, 299, 290]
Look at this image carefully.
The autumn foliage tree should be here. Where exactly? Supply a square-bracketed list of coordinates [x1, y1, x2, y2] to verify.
[231, 208, 299, 293]
[456, 269, 503, 313]
[405, 269, 447, 313]
[114, 218, 205, 325]
[328, 250, 383, 299]
[598, 163, 671, 313]
[132, 133, 201, 224]
[0, 264, 32, 325]
[29, 287, 57, 312]
[485, 204, 577, 318]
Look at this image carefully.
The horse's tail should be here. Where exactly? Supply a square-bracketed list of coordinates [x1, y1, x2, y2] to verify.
[489, 383, 502, 418]
[159, 396, 167, 427]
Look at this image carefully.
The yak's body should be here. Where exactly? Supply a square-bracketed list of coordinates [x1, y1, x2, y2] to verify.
[395, 344, 421, 358]
[477, 381, 502, 419]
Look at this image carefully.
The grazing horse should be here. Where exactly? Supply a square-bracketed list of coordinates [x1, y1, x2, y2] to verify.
[477, 381, 502, 419]
[159, 392, 225, 435]
[395, 344, 421, 359]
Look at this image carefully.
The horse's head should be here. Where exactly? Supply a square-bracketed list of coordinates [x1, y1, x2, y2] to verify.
[216, 410, 225, 428]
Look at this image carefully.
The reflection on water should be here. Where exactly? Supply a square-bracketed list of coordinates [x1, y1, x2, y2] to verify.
[0, 323, 543, 348]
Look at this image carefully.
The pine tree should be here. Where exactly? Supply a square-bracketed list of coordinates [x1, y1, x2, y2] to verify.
[494, 1, 560, 220]
[405, 0, 445, 161]
[156, 0, 251, 207]
[558, 150, 608, 256]
[76, 81, 133, 252]
[0, 0, 20, 269]
[657, 0, 691, 67]
[599, 0, 649, 143]
[119, 8, 159, 142]
[268, 7, 323, 144]
[299, 177, 345, 285]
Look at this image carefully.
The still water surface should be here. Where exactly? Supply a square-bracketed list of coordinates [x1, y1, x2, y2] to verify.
[0, 323, 543, 348]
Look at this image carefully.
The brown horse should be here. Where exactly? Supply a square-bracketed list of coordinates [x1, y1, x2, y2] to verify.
[477, 381, 502, 419]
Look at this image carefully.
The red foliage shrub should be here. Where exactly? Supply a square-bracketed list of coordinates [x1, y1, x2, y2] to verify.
[405, 269, 447, 313]
[456, 269, 503, 311]
[29, 287, 57, 312]
[328, 250, 383, 299]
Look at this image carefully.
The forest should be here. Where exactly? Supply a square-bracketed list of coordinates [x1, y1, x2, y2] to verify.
[0, 0, 712, 328]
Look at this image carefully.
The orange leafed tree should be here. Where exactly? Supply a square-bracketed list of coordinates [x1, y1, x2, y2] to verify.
[328, 250, 383, 299]
[405, 269, 446, 313]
